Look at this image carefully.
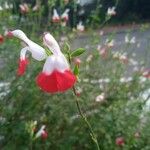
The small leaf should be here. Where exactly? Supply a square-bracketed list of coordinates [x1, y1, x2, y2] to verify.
[73, 65, 79, 76]
[63, 42, 70, 53]
[71, 48, 85, 57]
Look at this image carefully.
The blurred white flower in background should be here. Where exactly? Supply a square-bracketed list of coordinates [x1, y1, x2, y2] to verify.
[107, 6, 116, 16]
[137, 42, 141, 48]
[35, 125, 48, 139]
[99, 30, 104, 36]
[95, 93, 106, 103]
[130, 36, 136, 43]
[4, 2, 10, 9]
[97, 44, 102, 51]
[52, 9, 60, 23]
[0, 6, 3, 11]
[19, 3, 29, 14]
[0, 2, 13, 11]
[120, 77, 132, 83]
[61, 9, 70, 22]
[35, 125, 45, 138]
[119, 54, 128, 64]
[105, 39, 115, 48]
[0, 116, 6, 124]
[129, 58, 138, 66]
[77, 21, 85, 32]
[142, 69, 150, 78]
[112, 51, 120, 59]
[32, 4, 39, 11]
[82, 78, 89, 83]
[125, 35, 136, 44]
[86, 54, 93, 62]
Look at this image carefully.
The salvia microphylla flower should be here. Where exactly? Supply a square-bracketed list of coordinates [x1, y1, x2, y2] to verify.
[61, 9, 70, 22]
[7, 30, 46, 76]
[0, 34, 4, 44]
[107, 7, 116, 16]
[32, 4, 39, 12]
[35, 125, 48, 139]
[125, 35, 136, 44]
[119, 55, 128, 64]
[52, 9, 60, 23]
[142, 69, 150, 78]
[0, 2, 13, 11]
[8, 30, 76, 93]
[19, 3, 29, 14]
[36, 33, 76, 93]
[77, 21, 85, 32]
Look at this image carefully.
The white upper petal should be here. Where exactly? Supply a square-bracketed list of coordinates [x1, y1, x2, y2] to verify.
[12, 30, 47, 61]
[42, 54, 69, 75]
[28, 40, 47, 61]
[43, 33, 61, 55]
[20, 46, 29, 60]
[53, 9, 59, 18]
[35, 125, 46, 138]
[61, 9, 70, 18]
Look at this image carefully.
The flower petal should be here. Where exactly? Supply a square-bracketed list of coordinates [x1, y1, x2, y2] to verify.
[42, 55, 69, 75]
[43, 33, 61, 55]
[17, 58, 29, 76]
[36, 70, 76, 93]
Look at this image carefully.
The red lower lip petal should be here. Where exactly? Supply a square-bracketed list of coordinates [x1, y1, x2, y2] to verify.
[17, 58, 29, 76]
[36, 70, 76, 93]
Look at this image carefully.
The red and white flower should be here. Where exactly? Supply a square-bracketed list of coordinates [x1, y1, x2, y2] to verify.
[52, 9, 60, 23]
[98, 46, 108, 59]
[7, 30, 47, 76]
[8, 30, 75, 93]
[142, 69, 150, 78]
[19, 3, 29, 14]
[35, 125, 48, 139]
[61, 9, 70, 22]
[119, 55, 128, 64]
[125, 35, 136, 44]
[36, 32, 76, 93]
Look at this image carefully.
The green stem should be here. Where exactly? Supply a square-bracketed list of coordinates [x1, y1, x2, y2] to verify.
[72, 86, 100, 150]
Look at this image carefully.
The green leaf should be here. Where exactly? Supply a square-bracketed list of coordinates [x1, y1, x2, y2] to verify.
[73, 65, 79, 76]
[71, 48, 85, 57]
[45, 47, 52, 56]
[63, 42, 70, 53]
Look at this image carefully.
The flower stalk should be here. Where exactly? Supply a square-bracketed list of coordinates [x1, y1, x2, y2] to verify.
[72, 86, 100, 150]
